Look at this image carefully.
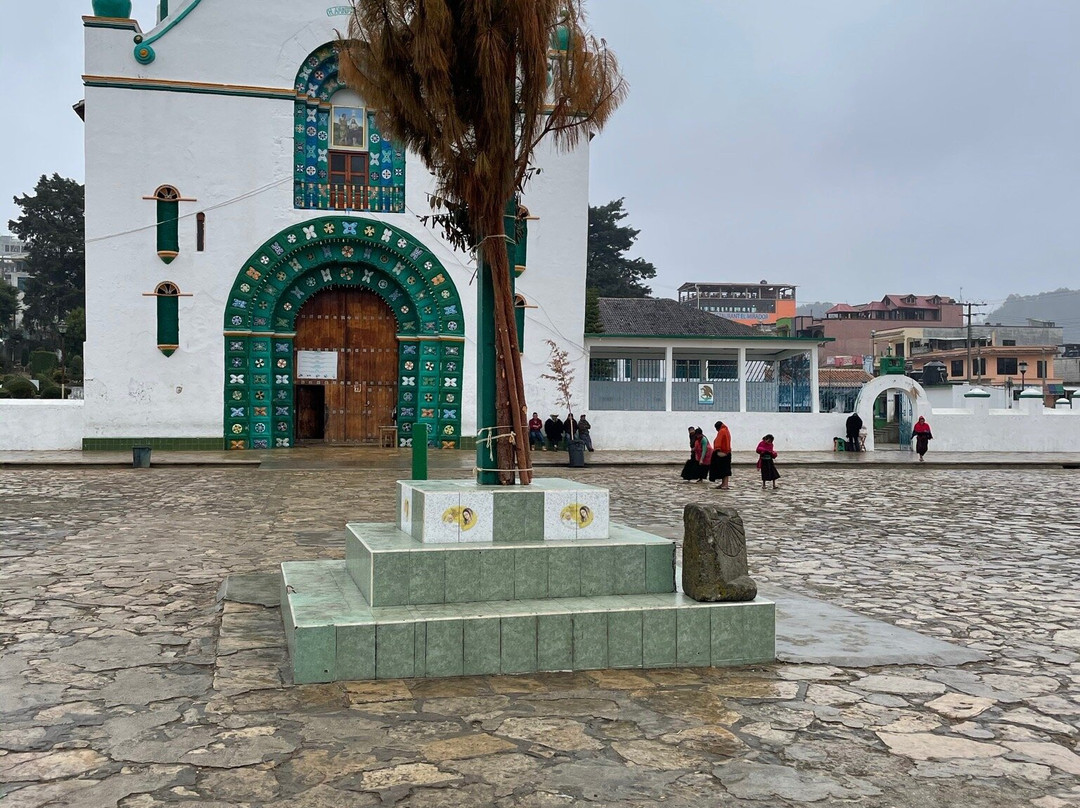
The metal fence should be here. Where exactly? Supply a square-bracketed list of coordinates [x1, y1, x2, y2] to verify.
[588, 381, 666, 411]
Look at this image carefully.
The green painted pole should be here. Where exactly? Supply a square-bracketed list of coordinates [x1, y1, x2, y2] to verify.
[412, 422, 428, 480]
[476, 253, 498, 485]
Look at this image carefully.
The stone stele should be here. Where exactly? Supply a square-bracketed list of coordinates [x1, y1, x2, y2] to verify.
[682, 504, 757, 602]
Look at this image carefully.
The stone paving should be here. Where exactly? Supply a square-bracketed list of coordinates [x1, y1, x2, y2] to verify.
[1, 464, 1078, 807]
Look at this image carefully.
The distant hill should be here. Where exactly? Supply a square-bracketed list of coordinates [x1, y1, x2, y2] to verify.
[796, 301, 834, 318]
[984, 288, 1080, 342]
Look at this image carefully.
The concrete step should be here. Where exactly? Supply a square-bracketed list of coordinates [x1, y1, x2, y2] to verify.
[346, 522, 677, 607]
[282, 560, 774, 684]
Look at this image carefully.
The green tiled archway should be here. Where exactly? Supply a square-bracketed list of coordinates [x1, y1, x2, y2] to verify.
[223, 216, 465, 450]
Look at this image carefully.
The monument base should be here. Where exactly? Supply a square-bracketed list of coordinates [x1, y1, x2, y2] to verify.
[281, 481, 775, 683]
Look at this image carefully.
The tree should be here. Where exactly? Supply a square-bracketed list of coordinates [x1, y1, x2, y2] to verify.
[584, 287, 603, 333]
[340, 1, 626, 484]
[0, 283, 17, 338]
[587, 198, 656, 298]
[9, 174, 85, 333]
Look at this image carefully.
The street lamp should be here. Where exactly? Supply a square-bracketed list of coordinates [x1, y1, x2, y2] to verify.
[1019, 360, 1028, 394]
[58, 321, 68, 400]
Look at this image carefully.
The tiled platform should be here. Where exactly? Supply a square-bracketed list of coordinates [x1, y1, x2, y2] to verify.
[282, 560, 775, 683]
[281, 479, 775, 683]
[345, 522, 676, 606]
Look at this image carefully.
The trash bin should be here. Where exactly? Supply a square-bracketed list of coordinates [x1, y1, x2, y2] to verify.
[568, 439, 586, 468]
[132, 446, 152, 468]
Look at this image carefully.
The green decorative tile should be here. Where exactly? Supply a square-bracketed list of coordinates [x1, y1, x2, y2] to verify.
[479, 549, 514, 601]
[676, 607, 711, 668]
[645, 544, 676, 594]
[713, 602, 775, 664]
[538, 613, 573, 671]
[375, 622, 415, 679]
[546, 545, 581, 599]
[292, 625, 335, 684]
[336, 623, 375, 681]
[500, 616, 538, 674]
[579, 546, 613, 597]
[444, 549, 480, 603]
[611, 545, 645, 595]
[607, 610, 643, 669]
[572, 612, 608, 670]
[370, 552, 410, 607]
[494, 491, 544, 541]
[425, 619, 464, 677]
[463, 617, 501, 676]
[409, 552, 445, 605]
[642, 608, 676, 668]
[513, 547, 547, 600]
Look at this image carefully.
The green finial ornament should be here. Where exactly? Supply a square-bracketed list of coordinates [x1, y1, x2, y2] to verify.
[92, 0, 133, 17]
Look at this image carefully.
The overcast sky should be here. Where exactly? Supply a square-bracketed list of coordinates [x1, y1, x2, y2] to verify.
[2, 0, 1078, 307]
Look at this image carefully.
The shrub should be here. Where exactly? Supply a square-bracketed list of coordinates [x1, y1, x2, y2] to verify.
[29, 350, 59, 377]
[39, 383, 63, 399]
[0, 389, 11, 399]
[3, 377, 37, 398]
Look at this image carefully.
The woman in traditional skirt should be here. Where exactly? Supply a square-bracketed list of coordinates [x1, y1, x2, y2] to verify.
[912, 416, 933, 461]
[680, 426, 699, 481]
[710, 420, 733, 489]
[756, 434, 780, 489]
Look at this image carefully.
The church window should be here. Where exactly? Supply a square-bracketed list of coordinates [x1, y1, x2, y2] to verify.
[293, 44, 405, 212]
[514, 294, 527, 350]
[196, 212, 205, 251]
[144, 185, 194, 264]
[153, 281, 181, 357]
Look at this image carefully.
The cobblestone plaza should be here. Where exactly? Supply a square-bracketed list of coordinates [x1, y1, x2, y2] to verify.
[2, 463, 1078, 806]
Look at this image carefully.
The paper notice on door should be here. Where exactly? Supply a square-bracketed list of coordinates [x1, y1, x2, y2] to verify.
[297, 350, 338, 380]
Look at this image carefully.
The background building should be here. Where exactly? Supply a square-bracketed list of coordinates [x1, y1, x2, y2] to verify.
[872, 321, 1064, 403]
[0, 235, 29, 328]
[677, 281, 796, 328]
[781, 294, 963, 365]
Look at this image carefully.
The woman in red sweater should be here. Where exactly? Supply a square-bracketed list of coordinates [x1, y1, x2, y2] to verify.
[710, 420, 732, 489]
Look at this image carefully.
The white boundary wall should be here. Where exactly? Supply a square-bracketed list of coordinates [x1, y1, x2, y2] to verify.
[588, 412, 850, 452]
[0, 402, 85, 450]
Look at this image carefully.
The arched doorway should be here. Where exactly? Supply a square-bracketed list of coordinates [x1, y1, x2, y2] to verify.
[223, 216, 465, 450]
[294, 288, 398, 444]
[854, 375, 931, 452]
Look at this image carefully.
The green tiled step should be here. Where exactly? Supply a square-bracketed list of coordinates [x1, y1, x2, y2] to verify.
[282, 560, 775, 684]
[346, 522, 676, 607]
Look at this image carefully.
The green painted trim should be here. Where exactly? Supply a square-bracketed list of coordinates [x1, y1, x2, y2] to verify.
[132, 0, 206, 63]
[585, 333, 834, 343]
[157, 294, 179, 353]
[84, 76, 293, 101]
[83, 437, 225, 451]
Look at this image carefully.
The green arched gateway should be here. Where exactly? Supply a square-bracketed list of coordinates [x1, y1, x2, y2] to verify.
[223, 216, 465, 450]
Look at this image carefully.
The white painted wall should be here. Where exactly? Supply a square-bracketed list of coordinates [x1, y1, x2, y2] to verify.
[82, 2, 588, 444]
[0, 402, 85, 450]
[588, 412, 851, 452]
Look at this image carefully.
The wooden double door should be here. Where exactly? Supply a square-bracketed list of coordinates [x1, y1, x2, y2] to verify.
[294, 288, 398, 444]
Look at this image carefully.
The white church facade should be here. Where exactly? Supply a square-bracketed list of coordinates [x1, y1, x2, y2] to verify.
[74, 0, 589, 451]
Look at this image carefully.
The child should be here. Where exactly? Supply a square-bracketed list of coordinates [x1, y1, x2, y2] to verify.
[756, 434, 780, 489]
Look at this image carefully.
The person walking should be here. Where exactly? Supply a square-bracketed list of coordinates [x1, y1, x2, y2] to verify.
[577, 413, 594, 451]
[756, 433, 780, 489]
[690, 427, 713, 482]
[528, 412, 544, 450]
[912, 416, 933, 461]
[544, 414, 564, 452]
[710, 420, 732, 489]
[845, 412, 863, 452]
[680, 427, 699, 480]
